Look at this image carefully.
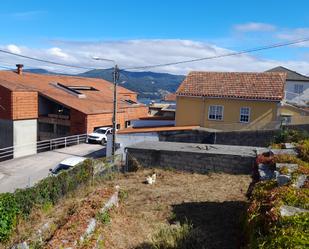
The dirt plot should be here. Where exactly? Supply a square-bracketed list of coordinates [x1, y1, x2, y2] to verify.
[102, 169, 251, 249]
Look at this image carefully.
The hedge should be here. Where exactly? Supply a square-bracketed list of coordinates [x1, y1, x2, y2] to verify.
[0, 159, 93, 242]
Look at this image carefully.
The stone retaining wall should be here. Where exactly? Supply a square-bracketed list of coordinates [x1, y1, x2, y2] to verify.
[126, 145, 256, 175]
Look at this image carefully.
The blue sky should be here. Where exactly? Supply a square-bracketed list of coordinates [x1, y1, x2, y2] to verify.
[0, 0, 309, 74]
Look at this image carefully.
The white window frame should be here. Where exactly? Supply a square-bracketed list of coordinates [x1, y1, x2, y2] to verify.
[240, 107, 250, 123]
[294, 84, 304, 94]
[208, 105, 224, 121]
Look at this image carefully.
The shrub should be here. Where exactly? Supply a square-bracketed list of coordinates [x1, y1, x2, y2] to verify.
[0, 193, 19, 242]
[0, 159, 94, 243]
[297, 139, 309, 162]
[274, 154, 309, 168]
[255, 213, 309, 249]
[278, 187, 309, 209]
[274, 128, 308, 144]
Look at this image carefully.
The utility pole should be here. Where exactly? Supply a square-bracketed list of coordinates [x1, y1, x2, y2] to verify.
[92, 57, 119, 157]
[112, 64, 119, 156]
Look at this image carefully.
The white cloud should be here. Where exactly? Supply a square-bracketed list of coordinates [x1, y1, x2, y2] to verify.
[277, 28, 309, 47]
[0, 39, 308, 76]
[47, 47, 69, 59]
[7, 44, 21, 54]
[234, 22, 276, 32]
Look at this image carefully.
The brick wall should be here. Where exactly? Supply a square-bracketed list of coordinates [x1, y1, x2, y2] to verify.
[0, 87, 38, 120]
[70, 109, 87, 135]
[11, 91, 38, 120]
[0, 85, 12, 119]
[70, 105, 148, 134]
[127, 148, 255, 175]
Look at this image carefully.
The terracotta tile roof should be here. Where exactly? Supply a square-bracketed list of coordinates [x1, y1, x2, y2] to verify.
[0, 71, 143, 115]
[117, 125, 199, 134]
[176, 71, 286, 101]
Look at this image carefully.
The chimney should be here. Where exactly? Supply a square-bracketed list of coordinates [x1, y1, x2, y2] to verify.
[16, 64, 24, 75]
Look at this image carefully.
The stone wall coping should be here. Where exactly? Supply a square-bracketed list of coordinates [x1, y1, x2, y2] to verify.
[126, 141, 264, 157]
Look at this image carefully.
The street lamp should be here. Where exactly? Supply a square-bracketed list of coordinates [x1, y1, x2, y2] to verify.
[93, 57, 119, 156]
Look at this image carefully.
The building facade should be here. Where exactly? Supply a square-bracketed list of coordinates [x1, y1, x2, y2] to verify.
[267, 66, 309, 103]
[175, 71, 286, 131]
[0, 66, 148, 156]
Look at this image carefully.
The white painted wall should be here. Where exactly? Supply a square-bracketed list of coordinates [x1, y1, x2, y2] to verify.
[285, 80, 309, 101]
[115, 132, 159, 159]
[13, 119, 37, 158]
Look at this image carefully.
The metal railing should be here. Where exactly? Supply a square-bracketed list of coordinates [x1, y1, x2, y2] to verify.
[0, 134, 87, 161]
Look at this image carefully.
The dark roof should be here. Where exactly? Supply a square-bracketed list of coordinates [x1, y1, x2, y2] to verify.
[176, 71, 286, 101]
[267, 66, 309, 82]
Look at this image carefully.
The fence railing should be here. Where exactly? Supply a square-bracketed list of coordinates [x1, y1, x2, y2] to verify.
[0, 134, 87, 161]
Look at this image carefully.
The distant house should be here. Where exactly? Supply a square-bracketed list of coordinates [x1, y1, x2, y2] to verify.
[175, 71, 286, 130]
[267, 66, 309, 124]
[0, 65, 148, 156]
[267, 66, 309, 103]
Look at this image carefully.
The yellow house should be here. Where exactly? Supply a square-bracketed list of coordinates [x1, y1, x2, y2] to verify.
[175, 71, 286, 131]
[279, 103, 309, 125]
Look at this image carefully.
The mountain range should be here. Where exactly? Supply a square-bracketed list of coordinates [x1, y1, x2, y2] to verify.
[25, 68, 185, 100]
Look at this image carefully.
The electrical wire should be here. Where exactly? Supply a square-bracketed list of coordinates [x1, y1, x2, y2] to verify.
[0, 65, 14, 70]
[1, 37, 309, 72]
[0, 49, 97, 70]
[123, 37, 309, 70]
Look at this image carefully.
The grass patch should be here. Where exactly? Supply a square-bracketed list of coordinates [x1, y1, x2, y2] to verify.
[145, 222, 205, 249]
[97, 211, 111, 225]
[118, 189, 129, 202]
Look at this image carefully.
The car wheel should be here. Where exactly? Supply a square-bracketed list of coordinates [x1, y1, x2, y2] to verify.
[101, 138, 106, 145]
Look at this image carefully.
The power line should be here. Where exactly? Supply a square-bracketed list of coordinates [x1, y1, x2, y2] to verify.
[1, 37, 309, 72]
[0, 65, 14, 70]
[123, 37, 309, 70]
[0, 49, 97, 70]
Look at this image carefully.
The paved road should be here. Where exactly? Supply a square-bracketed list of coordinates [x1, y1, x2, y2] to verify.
[0, 143, 105, 193]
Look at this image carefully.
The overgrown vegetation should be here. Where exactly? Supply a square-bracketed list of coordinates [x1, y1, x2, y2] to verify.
[297, 139, 309, 162]
[246, 183, 309, 248]
[273, 127, 309, 144]
[246, 132, 309, 248]
[0, 159, 93, 242]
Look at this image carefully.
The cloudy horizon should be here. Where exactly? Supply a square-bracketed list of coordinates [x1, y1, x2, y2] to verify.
[1, 36, 309, 76]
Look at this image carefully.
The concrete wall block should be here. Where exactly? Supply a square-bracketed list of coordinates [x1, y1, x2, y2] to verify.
[13, 119, 37, 158]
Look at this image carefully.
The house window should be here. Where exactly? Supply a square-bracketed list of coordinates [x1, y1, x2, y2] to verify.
[281, 115, 292, 124]
[294, 84, 304, 94]
[240, 107, 250, 123]
[208, 105, 223, 120]
[125, 120, 131, 128]
[116, 124, 121, 130]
